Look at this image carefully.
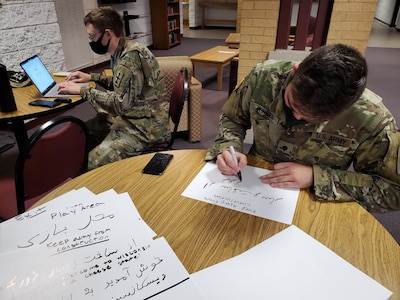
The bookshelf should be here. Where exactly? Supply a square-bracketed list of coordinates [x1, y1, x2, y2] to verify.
[150, 0, 181, 49]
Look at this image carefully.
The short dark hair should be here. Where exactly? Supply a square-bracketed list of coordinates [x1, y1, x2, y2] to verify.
[290, 44, 368, 121]
[84, 6, 123, 37]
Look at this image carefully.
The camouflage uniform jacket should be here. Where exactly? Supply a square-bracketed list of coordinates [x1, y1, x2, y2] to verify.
[80, 37, 170, 147]
[206, 60, 400, 212]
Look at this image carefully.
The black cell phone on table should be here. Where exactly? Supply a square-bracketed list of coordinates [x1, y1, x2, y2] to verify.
[54, 97, 72, 104]
[142, 153, 173, 175]
[29, 99, 61, 108]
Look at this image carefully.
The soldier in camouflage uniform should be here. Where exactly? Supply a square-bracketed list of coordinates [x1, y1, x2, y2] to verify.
[206, 44, 400, 212]
[58, 7, 169, 170]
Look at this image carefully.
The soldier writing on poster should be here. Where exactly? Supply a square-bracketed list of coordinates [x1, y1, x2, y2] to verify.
[206, 44, 400, 212]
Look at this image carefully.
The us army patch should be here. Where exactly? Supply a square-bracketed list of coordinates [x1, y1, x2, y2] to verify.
[311, 132, 352, 147]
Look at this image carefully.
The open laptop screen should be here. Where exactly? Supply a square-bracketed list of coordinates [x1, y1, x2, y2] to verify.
[20, 55, 56, 95]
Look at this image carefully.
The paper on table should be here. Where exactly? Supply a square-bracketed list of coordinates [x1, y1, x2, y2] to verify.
[0, 189, 203, 299]
[182, 162, 299, 224]
[217, 50, 236, 54]
[152, 277, 206, 300]
[52, 71, 71, 77]
[0, 237, 193, 300]
[110, 191, 157, 238]
[190, 225, 392, 300]
[0, 188, 91, 252]
[0, 188, 154, 254]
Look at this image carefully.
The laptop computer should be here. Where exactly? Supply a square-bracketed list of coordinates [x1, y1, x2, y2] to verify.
[20, 55, 86, 97]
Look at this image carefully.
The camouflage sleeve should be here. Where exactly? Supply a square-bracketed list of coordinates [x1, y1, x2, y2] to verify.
[91, 73, 114, 90]
[313, 122, 400, 212]
[81, 51, 145, 117]
[205, 60, 293, 161]
[205, 75, 253, 161]
[80, 86, 112, 116]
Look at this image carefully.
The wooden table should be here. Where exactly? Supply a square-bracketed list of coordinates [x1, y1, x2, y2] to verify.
[225, 32, 240, 48]
[35, 150, 400, 298]
[190, 45, 239, 91]
[0, 77, 87, 151]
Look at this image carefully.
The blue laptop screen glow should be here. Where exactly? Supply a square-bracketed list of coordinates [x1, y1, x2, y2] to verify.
[20, 55, 55, 94]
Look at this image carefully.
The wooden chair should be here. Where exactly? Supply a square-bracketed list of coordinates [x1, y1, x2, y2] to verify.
[145, 67, 189, 153]
[14, 115, 89, 215]
[156, 56, 202, 142]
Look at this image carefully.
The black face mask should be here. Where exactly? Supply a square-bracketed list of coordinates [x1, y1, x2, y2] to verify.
[89, 31, 110, 55]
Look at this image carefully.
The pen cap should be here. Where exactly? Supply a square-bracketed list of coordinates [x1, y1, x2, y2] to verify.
[0, 64, 17, 112]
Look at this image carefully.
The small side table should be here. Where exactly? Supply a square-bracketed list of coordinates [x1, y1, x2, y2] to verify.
[225, 33, 240, 48]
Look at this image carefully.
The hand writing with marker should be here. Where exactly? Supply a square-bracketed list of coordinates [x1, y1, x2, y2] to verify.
[216, 149, 247, 178]
[217, 151, 313, 189]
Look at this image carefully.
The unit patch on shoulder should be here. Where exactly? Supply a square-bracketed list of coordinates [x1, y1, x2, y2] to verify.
[114, 70, 125, 89]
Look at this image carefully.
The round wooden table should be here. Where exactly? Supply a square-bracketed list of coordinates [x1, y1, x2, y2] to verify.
[0, 77, 87, 151]
[36, 149, 400, 298]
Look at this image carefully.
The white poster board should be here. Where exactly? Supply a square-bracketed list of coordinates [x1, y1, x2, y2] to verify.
[182, 163, 300, 224]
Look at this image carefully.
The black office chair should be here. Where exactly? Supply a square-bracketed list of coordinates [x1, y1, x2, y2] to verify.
[146, 67, 189, 153]
[14, 115, 89, 214]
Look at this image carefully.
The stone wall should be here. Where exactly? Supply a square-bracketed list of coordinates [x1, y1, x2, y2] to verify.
[0, 0, 65, 72]
[0, 0, 153, 72]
